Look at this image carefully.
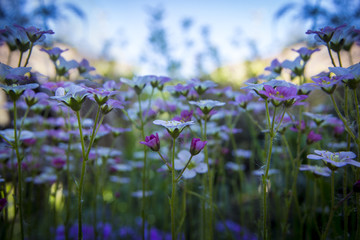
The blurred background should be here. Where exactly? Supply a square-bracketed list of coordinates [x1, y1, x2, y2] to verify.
[1, 0, 360, 85]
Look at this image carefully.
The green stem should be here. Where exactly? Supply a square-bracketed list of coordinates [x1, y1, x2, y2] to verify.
[138, 94, 148, 240]
[176, 183, 186, 234]
[17, 51, 24, 67]
[171, 137, 176, 240]
[326, 43, 336, 67]
[157, 152, 171, 170]
[85, 107, 101, 158]
[321, 171, 335, 240]
[176, 155, 193, 182]
[336, 51, 343, 67]
[17, 106, 30, 140]
[353, 89, 360, 140]
[144, 87, 155, 122]
[330, 94, 358, 145]
[13, 100, 24, 240]
[76, 110, 87, 240]
[23, 42, 34, 67]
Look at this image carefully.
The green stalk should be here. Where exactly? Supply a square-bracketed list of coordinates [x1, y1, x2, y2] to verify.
[336, 51, 343, 67]
[326, 43, 336, 67]
[13, 100, 24, 240]
[175, 155, 193, 182]
[53, 173, 60, 234]
[23, 42, 34, 67]
[17, 51, 24, 67]
[171, 138, 176, 240]
[353, 89, 360, 239]
[262, 104, 276, 240]
[330, 94, 358, 145]
[138, 94, 147, 240]
[344, 86, 350, 240]
[17, 106, 30, 140]
[322, 171, 335, 240]
[65, 134, 72, 240]
[76, 110, 87, 240]
[144, 87, 155, 122]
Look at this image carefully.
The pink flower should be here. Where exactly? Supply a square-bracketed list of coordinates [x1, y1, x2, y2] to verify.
[190, 138, 207, 156]
[51, 157, 66, 170]
[139, 133, 160, 151]
[307, 130, 322, 144]
[0, 198, 7, 212]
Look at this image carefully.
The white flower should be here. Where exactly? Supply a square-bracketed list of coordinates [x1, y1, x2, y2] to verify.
[174, 150, 207, 179]
[153, 119, 194, 138]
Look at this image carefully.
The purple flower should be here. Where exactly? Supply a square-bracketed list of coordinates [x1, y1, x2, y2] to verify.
[258, 85, 307, 107]
[100, 99, 124, 114]
[292, 47, 320, 62]
[0, 83, 39, 102]
[140, 133, 160, 151]
[329, 62, 360, 89]
[228, 92, 253, 109]
[0, 63, 31, 82]
[14, 24, 54, 43]
[120, 75, 153, 95]
[50, 85, 89, 111]
[190, 138, 207, 156]
[172, 110, 193, 122]
[77, 59, 95, 74]
[0, 198, 7, 212]
[55, 57, 78, 77]
[307, 150, 359, 171]
[306, 24, 347, 44]
[282, 57, 304, 76]
[189, 78, 217, 95]
[265, 59, 282, 74]
[299, 165, 332, 177]
[22, 89, 49, 107]
[189, 99, 225, 114]
[311, 74, 343, 94]
[51, 157, 66, 170]
[40, 47, 68, 61]
[166, 83, 193, 97]
[307, 130, 322, 144]
[86, 87, 118, 106]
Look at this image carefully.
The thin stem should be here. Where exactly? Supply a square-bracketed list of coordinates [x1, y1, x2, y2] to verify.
[330, 94, 358, 145]
[245, 110, 263, 131]
[17, 106, 30, 140]
[353, 89, 360, 140]
[23, 42, 34, 67]
[321, 171, 335, 240]
[144, 87, 155, 122]
[176, 183, 186, 234]
[121, 108, 139, 129]
[157, 152, 171, 170]
[17, 51, 24, 67]
[138, 94, 148, 240]
[265, 101, 271, 130]
[176, 155, 193, 182]
[326, 43, 336, 67]
[336, 51, 343, 67]
[171, 137, 176, 240]
[13, 100, 24, 240]
[85, 107, 101, 158]
[76, 110, 87, 240]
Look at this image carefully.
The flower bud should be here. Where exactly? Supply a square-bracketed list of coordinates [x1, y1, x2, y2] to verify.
[140, 133, 160, 152]
[190, 138, 207, 156]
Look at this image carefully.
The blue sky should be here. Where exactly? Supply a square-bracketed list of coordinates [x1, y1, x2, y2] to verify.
[47, 0, 309, 75]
